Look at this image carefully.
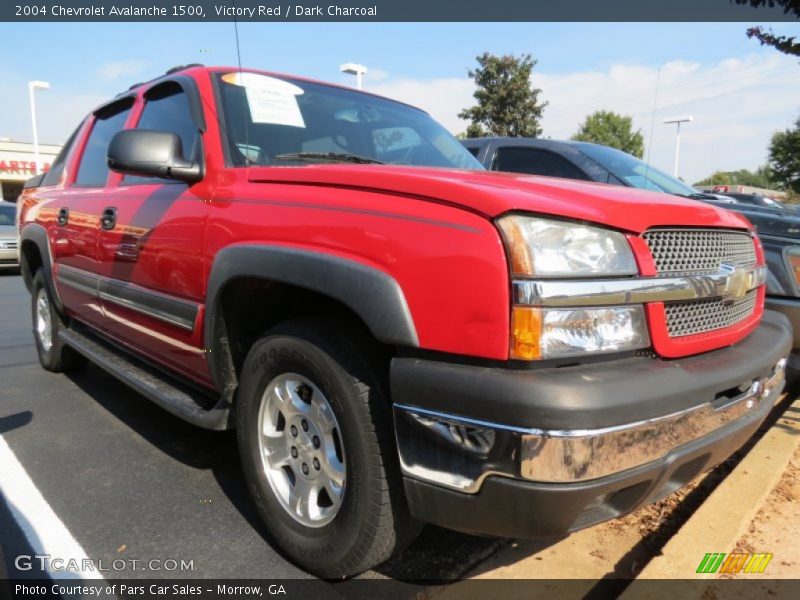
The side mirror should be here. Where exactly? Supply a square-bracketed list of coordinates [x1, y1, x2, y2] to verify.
[107, 129, 202, 183]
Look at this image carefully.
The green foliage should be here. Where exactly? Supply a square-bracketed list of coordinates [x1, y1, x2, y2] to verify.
[769, 116, 800, 193]
[694, 165, 776, 189]
[570, 110, 645, 158]
[459, 53, 548, 138]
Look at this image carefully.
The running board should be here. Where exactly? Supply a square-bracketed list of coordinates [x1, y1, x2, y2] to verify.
[60, 325, 231, 430]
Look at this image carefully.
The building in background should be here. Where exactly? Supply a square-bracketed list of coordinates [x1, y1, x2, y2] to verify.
[0, 138, 61, 202]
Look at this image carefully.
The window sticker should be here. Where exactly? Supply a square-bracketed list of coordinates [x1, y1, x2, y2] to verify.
[222, 72, 306, 128]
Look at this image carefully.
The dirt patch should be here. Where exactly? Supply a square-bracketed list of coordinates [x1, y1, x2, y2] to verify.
[724, 434, 800, 578]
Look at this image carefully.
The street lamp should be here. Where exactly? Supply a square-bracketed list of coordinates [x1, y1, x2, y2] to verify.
[339, 63, 367, 90]
[662, 115, 693, 178]
[28, 80, 50, 175]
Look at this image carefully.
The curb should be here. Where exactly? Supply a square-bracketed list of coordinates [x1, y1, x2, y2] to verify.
[626, 397, 800, 586]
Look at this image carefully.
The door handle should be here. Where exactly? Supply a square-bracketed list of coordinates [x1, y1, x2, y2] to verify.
[57, 208, 69, 227]
[100, 207, 117, 231]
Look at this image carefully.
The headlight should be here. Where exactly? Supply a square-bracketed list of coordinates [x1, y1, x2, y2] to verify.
[497, 215, 638, 277]
[498, 215, 648, 360]
[784, 247, 800, 294]
[511, 306, 649, 360]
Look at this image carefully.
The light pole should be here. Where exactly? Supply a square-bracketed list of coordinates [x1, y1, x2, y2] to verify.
[662, 115, 692, 178]
[339, 63, 367, 90]
[28, 80, 50, 175]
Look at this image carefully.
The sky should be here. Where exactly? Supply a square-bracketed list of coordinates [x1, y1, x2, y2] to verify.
[0, 21, 798, 184]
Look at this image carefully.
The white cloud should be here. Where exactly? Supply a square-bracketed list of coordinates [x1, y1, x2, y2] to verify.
[370, 52, 800, 185]
[366, 67, 390, 82]
[95, 59, 148, 81]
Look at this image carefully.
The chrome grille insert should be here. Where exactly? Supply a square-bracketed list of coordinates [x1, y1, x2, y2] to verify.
[643, 229, 756, 275]
[643, 229, 759, 338]
[664, 290, 758, 337]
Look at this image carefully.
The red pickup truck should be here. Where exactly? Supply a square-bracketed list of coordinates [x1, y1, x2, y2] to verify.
[17, 64, 791, 578]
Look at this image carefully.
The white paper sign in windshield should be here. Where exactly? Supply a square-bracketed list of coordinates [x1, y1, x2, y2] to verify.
[223, 72, 306, 128]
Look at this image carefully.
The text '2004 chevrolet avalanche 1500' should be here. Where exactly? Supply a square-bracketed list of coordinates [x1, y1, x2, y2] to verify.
[17, 65, 791, 578]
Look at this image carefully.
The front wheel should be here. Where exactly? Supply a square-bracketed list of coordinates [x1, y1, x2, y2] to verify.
[236, 319, 418, 578]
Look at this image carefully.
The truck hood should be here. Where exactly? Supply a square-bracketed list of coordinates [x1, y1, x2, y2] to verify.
[247, 165, 752, 234]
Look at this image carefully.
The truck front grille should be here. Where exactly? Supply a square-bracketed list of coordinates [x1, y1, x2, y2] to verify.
[664, 290, 758, 337]
[643, 228, 759, 338]
[642, 229, 756, 275]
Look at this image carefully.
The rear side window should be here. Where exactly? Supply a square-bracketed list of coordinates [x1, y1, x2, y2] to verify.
[493, 147, 590, 181]
[74, 100, 133, 187]
[124, 83, 201, 184]
[41, 123, 83, 187]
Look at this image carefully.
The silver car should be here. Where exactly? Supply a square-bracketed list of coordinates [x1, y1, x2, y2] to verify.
[0, 201, 19, 270]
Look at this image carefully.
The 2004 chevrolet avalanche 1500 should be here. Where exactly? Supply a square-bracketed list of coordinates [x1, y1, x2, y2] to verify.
[17, 64, 791, 578]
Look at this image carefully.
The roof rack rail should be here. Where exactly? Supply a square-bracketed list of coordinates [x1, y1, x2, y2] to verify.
[165, 63, 204, 75]
[127, 82, 144, 91]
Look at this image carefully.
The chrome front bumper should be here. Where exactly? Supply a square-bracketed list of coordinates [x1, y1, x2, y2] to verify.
[394, 356, 787, 493]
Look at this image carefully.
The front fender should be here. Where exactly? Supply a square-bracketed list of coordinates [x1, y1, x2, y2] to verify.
[204, 244, 419, 394]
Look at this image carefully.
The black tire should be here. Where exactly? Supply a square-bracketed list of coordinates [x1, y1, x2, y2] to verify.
[31, 270, 86, 373]
[236, 318, 419, 578]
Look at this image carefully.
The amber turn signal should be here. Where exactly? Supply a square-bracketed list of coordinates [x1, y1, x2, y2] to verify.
[511, 306, 542, 360]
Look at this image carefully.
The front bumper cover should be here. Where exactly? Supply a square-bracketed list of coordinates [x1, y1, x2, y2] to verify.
[392, 310, 792, 537]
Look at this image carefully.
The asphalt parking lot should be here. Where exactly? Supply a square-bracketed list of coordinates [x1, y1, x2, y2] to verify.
[0, 272, 500, 586]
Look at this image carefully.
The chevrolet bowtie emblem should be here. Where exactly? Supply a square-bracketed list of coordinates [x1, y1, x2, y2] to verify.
[720, 263, 750, 303]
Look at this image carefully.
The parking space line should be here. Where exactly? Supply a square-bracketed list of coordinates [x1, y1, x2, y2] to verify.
[0, 434, 103, 580]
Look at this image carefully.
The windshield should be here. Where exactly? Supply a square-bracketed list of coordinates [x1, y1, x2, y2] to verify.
[575, 142, 699, 197]
[0, 205, 15, 226]
[215, 71, 483, 170]
[761, 196, 784, 209]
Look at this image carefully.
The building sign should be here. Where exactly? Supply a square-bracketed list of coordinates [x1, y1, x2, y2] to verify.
[0, 140, 62, 183]
[0, 159, 50, 177]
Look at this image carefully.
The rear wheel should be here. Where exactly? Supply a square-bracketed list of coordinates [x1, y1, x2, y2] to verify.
[31, 270, 86, 372]
[236, 318, 418, 578]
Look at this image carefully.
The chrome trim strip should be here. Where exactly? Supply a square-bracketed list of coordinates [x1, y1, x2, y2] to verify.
[513, 264, 767, 307]
[393, 357, 786, 490]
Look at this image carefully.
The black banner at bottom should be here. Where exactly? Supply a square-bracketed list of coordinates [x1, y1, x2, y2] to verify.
[3, 578, 800, 600]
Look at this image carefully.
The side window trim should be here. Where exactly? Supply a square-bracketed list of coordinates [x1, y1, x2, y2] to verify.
[141, 75, 206, 133]
[69, 95, 136, 189]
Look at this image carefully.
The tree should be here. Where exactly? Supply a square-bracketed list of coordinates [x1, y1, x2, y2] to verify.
[769, 116, 800, 193]
[459, 53, 547, 138]
[570, 110, 644, 158]
[734, 1, 800, 56]
[694, 166, 775, 188]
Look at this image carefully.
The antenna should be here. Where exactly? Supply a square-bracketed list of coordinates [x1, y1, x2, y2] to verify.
[643, 66, 661, 187]
[231, 0, 249, 157]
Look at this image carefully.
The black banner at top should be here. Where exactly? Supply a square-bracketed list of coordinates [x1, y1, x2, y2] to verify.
[2, 0, 799, 22]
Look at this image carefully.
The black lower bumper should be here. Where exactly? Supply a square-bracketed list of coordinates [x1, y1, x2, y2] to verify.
[392, 311, 792, 538]
[766, 296, 800, 367]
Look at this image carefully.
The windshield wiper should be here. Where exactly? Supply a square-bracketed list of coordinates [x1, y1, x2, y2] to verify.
[275, 152, 384, 165]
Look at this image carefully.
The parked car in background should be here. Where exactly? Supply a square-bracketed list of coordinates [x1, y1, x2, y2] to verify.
[464, 137, 800, 365]
[0, 201, 20, 271]
[722, 192, 799, 214]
